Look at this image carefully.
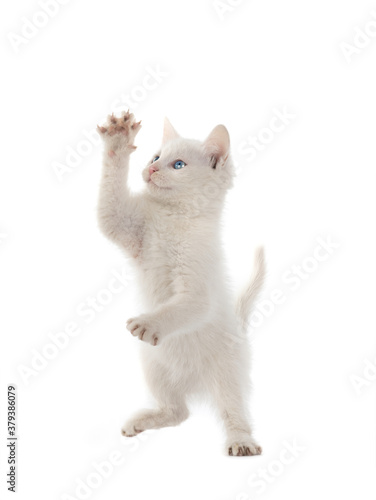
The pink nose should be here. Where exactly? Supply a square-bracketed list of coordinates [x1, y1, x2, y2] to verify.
[149, 165, 158, 177]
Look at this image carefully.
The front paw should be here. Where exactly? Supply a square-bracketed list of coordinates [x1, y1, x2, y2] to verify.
[97, 111, 141, 155]
[126, 315, 160, 346]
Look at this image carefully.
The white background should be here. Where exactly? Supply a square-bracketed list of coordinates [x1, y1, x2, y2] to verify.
[1, 0, 375, 499]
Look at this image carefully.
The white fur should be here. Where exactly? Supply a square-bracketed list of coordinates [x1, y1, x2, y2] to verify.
[97, 112, 265, 456]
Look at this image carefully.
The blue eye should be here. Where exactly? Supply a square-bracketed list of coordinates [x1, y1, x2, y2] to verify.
[173, 160, 186, 169]
[152, 156, 160, 163]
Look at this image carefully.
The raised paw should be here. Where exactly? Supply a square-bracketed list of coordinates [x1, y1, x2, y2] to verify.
[228, 438, 262, 457]
[97, 111, 141, 155]
[121, 419, 144, 437]
[126, 315, 160, 346]
[121, 411, 155, 437]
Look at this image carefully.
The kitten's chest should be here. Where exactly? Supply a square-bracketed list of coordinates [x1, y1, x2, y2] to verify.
[143, 216, 189, 261]
[137, 217, 191, 304]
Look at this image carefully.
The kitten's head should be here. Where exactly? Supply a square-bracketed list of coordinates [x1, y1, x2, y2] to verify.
[142, 119, 234, 212]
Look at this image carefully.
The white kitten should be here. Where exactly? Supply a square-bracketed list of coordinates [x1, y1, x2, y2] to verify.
[97, 111, 265, 456]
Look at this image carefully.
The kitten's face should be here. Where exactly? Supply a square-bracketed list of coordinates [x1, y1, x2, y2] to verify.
[142, 120, 233, 208]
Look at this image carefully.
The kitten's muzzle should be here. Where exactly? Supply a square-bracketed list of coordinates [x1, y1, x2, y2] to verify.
[149, 165, 159, 179]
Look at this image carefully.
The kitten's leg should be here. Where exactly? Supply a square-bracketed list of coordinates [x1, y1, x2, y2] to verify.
[97, 111, 144, 258]
[121, 403, 189, 437]
[213, 373, 262, 456]
[126, 283, 211, 345]
[121, 362, 189, 436]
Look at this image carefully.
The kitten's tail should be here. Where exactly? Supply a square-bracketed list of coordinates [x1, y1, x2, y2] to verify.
[235, 246, 266, 332]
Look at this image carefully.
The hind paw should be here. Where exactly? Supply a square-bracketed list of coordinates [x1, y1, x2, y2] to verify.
[228, 437, 262, 456]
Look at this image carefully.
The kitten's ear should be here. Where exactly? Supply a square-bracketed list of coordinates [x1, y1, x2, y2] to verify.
[162, 117, 180, 145]
[203, 125, 230, 169]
